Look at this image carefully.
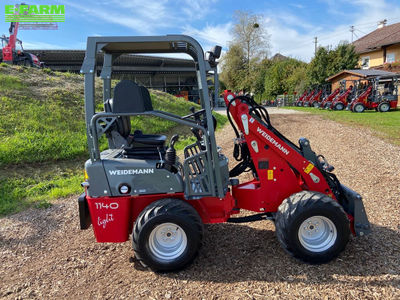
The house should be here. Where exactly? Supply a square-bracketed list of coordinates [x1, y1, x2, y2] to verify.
[325, 69, 396, 90]
[353, 21, 400, 70]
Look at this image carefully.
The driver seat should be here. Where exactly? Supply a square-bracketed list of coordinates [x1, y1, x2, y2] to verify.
[104, 80, 166, 159]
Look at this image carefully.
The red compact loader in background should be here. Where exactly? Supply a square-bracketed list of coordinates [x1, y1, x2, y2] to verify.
[294, 90, 307, 106]
[326, 84, 354, 110]
[1, 17, 42, 67]
[79, 35, 371, 272]
[299, 89, 316, 106]
[304, 88, 323, 107]
[319, 87, 340, 109]
[309, 85, 331, 108]
[331, 80, 357, 110]
[350, 76, 398, 113]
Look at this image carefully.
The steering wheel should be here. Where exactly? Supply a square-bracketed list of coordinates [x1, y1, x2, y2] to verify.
[182, 107, 206, 122]
[182, 107, 217, 141]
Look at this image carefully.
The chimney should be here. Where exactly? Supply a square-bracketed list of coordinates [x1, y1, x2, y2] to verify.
[378, 19, 387, 29]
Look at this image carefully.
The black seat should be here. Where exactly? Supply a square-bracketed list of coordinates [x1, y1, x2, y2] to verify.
[104, 80, 166, 159]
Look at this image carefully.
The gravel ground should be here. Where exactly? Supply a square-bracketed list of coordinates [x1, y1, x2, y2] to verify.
[213, 107, 306, 116]
[1, 113, 399, 299]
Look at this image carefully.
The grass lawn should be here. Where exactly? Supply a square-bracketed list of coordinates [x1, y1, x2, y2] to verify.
[286, 107, 400, 145]
[0, 64, 227, 215]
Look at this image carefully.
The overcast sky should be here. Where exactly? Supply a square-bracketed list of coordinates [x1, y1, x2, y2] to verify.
[1, 0, 400, 62]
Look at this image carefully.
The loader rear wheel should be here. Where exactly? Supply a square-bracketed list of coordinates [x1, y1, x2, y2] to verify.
[353, 103, 365, 113]
[275, 191, 349, 264]
[334, 102, 344, 110]
[133, 198, 203, 272]
[378, 102, 390, 112]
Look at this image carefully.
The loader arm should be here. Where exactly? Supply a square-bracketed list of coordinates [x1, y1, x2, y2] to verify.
[224, 91, 371, 236]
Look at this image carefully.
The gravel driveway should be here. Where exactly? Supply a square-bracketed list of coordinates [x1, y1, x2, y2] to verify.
[1, 112, 399, 299]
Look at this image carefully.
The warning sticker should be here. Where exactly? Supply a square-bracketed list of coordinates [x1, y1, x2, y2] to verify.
[304, 163, 314, 174]
[267, 170, 274, 180]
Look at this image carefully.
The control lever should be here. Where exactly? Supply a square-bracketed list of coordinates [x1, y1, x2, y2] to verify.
[163, 135, 179, 173]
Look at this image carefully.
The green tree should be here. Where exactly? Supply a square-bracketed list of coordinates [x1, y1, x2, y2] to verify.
[329, 42, 359, 75]
[232, 10, 270, 73]
[251, 58, 272, 100]
[286, 63, 309, 94]
[219, 43, 246, 91]
[264, 58, 305, 99]
[307, 47, 330, 85]
[220, 10, 270, 93]
[307, 43, 359, 85]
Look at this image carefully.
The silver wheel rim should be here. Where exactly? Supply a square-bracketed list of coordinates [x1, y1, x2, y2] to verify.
[149, 223, 187, 262]
[380, 103, 389, 111]
[298, 216, 337, 252]
[355, 104, 363, 112]
[336, 103, 343, 110]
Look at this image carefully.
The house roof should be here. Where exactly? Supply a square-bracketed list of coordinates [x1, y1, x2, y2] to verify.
[326, 69, 397, 82]
[353, 22, 400, 54]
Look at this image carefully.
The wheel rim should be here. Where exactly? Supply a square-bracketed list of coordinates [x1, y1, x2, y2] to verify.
[354, 104, 364, 112]
[149, 223, 187, 262]
[336, 103, 344, 110]
[380, 103, 390, 111]
[298, 216, 337, 252]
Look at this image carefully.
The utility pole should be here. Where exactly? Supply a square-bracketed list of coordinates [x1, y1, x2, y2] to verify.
[314, 37, 318, 56]
[350, 25, 355, 43]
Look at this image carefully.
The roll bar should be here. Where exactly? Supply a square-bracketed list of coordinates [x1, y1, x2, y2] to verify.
[81, 35, 224, 197]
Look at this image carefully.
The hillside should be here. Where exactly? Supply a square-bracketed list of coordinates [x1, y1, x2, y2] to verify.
[0, 64, 226, 215]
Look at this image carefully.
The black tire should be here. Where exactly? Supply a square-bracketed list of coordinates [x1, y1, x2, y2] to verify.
[352, 103, 365, 113]
[23, 58, 32, 67]
[378, 102, 390, 112]
[324, 102, 331, 109]
[334, 102, 344, 110]
[275, 191, 350, 264]
[133, 198, 203, 272]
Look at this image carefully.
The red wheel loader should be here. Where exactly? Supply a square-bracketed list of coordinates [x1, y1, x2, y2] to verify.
[300, 88, 317, 106]
[1, 20, 42, 67]
[331, 80, 357, 110]
[304, 88, 323, 107]
[319, 87, 340, 109]
[350, 76, 398, 113]
[78, 35, 370, 272]
[326, 84, 354, 110]
[309, 85, 331, 108]
[294, 90, 307, 106]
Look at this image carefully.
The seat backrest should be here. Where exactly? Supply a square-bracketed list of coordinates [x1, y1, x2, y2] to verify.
[111, 80, 153, 113]
[103, 80, 153, 138]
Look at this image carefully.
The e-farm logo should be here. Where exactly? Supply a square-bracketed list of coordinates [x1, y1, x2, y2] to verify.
[5, 4, 65, 22]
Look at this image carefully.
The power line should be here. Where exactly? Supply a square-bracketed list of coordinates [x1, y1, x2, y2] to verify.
[355, 28, 367, 35]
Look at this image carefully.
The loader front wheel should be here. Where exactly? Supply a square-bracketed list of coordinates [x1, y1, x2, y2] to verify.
[133, 198, 203, 272]
[275, 191, 349, 264]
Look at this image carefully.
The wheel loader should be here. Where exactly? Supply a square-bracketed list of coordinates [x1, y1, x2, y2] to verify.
[350, 76, 399, 113]
[78, 35, 370, 272]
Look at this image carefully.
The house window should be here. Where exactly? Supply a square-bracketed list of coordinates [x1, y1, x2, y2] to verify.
[361, 56, 370, 69]
[386, 53, 395, 63]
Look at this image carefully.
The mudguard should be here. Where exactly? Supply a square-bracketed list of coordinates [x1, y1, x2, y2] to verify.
[78, 193, 91, 230]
